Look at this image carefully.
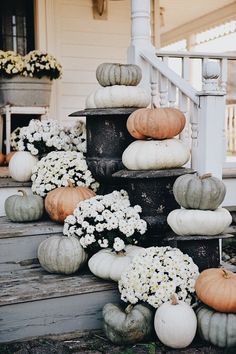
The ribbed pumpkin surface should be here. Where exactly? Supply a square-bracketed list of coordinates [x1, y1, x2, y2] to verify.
[173, 173, 226, 210]
[85, 85, 150, 109]
[197, 305, 236, 348]
[127, 107, 186, 140]
[195, 268, 236, 313]
[167, 208, 232, 236]
[45, 185, 96, 223]
[122, 139, 190, 170]
[4, 190, 44, 222]
[38, 235, 88, 274]
[96, 63, 142, 87]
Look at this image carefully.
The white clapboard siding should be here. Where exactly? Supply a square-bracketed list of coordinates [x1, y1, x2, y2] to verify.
[48, 0, 131, 121]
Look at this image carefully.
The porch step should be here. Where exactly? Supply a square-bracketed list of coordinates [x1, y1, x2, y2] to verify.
[0, 216, 63, 272]
[0, 176, 32, 216]
[0, 266, 120, 343]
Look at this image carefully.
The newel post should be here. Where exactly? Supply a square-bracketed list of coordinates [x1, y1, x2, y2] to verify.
[127, 0, 156, 91]
[193, 61, 226, 179]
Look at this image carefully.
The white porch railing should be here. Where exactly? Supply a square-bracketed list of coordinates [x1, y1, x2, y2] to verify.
[128, 0, 236, 179]
[226, 104, 236, 154]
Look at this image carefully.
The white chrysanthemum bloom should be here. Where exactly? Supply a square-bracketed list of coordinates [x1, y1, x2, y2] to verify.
[118, 246, 199, 309]
[31, 151, 98, 197]
[63, 190, 147, 254]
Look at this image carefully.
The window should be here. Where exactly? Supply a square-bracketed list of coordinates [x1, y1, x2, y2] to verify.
[0, 0, 35, 55]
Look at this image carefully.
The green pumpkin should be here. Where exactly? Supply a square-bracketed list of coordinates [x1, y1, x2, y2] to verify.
[96, 63, 142, 87]
[5, 189, 44, 222]
[103, 303, 153, 345]
[173, 173, 226, 210]
[196, 305, 236, 348]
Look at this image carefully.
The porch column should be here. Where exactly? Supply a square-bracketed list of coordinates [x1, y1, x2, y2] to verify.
[193, 61, 226, 179]
[127, 0, 156, 90]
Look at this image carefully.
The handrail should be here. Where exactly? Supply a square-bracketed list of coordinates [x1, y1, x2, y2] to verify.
[140, 50, 199, 105]
[156, 50, 236, 60]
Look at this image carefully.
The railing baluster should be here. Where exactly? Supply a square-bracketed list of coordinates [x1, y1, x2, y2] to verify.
[228, 106, 233, 153]
[221, 58, 228, 94]
[168, 82, 176, 107]
[189, 102, 198, 171]
[150, 66, 159, 108]
[179, 57, 190, 147]
[159, 57, 169, 107]
[234, 105, 236, 152]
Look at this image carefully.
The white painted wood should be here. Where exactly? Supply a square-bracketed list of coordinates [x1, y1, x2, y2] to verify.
[196, 94, 225, 179]
[140, 50, 199, 105]
[161, 2, 236, 46]
[0, 274, 120, 343]
[222, 177, 236, 206]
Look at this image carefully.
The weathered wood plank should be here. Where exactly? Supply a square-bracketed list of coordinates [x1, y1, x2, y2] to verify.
[0, 216, 63, 239]
[0, 233, 59, 271]
[0, 267, 118, 306]
[0, 288, 120, 343]
[0, 177, 31, 188]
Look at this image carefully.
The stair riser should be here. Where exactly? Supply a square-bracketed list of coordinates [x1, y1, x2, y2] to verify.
[0, 289, 120, 343]
[0, 187, 32, 216]
[0, 233, 56, 272]
[223, 178, 236, 207]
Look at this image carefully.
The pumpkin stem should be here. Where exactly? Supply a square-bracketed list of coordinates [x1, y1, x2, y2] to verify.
[170, 293, 179, 305]
[67, 180, 75, 188]
[18, 189, 27, 197]
[222, 268, 230, 278]
[199, 173, 212, 179]
[125, 304, 133, 314]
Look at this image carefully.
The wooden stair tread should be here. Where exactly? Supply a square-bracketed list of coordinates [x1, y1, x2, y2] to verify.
[0, 266, 117, 306]
[0, 216, 63, 239]
[0, 176, 32, 188]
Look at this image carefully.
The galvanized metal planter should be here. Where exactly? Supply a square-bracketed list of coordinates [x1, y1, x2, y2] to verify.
[0, 76, 52, 107]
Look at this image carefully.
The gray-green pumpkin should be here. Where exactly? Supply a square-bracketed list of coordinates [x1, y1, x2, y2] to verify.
[4, 189, 44, 222]
[173, 173, 226, 210]
[96, 63, 142, 87]
[103, 303, 154, 345]
[196, 305, 236, 348]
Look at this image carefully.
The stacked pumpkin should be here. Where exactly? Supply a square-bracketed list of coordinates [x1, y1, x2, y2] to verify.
[167, 173, 232, 236]
[195, 267, 236, 348]
[85, 62, 150, 109]
[122, 107, 190, 170]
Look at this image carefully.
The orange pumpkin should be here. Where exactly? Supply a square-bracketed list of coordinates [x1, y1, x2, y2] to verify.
[5, 151, 16, 165]
[126, 107, 186, 140]
[0, 153, 5, 166]
[45, 181, 96, 223]
[195, 268, 236, 313]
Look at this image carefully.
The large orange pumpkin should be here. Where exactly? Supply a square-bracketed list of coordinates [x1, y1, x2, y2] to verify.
[126, 107, 186, 140]
[195, 268, 236, 313]
[45, 182, 96, 223]
[0, 153, 5, 166]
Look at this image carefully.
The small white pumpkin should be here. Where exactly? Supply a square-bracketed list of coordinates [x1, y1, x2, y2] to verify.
[122, 139, 190, 170]
[85, 85, 150, 109]
[88, 245, 145, 282]
[38, 235, 88, 274]
[9, 151, 38, 182]
[167, 208, 232, 236]
[154, 294, 197, 349]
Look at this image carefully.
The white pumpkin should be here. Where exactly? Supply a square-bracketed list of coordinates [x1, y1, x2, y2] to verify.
[9, 151, 38, 182]
[167, 208, 232, 236]
[38, 235, 88, 274]
[122, 139, 190, 170]
[154, 295, 197, 349]
[85, 85, 150, 109]
[88, 245, 145, 282]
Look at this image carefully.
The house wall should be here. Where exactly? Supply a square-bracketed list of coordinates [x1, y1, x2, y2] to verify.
[35, 0, 131, 123]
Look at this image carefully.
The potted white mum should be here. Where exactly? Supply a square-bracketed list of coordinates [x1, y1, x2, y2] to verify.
[0, 50, 62, 107]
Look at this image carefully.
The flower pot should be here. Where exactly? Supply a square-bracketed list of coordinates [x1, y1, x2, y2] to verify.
[0, 76, 52, 107]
